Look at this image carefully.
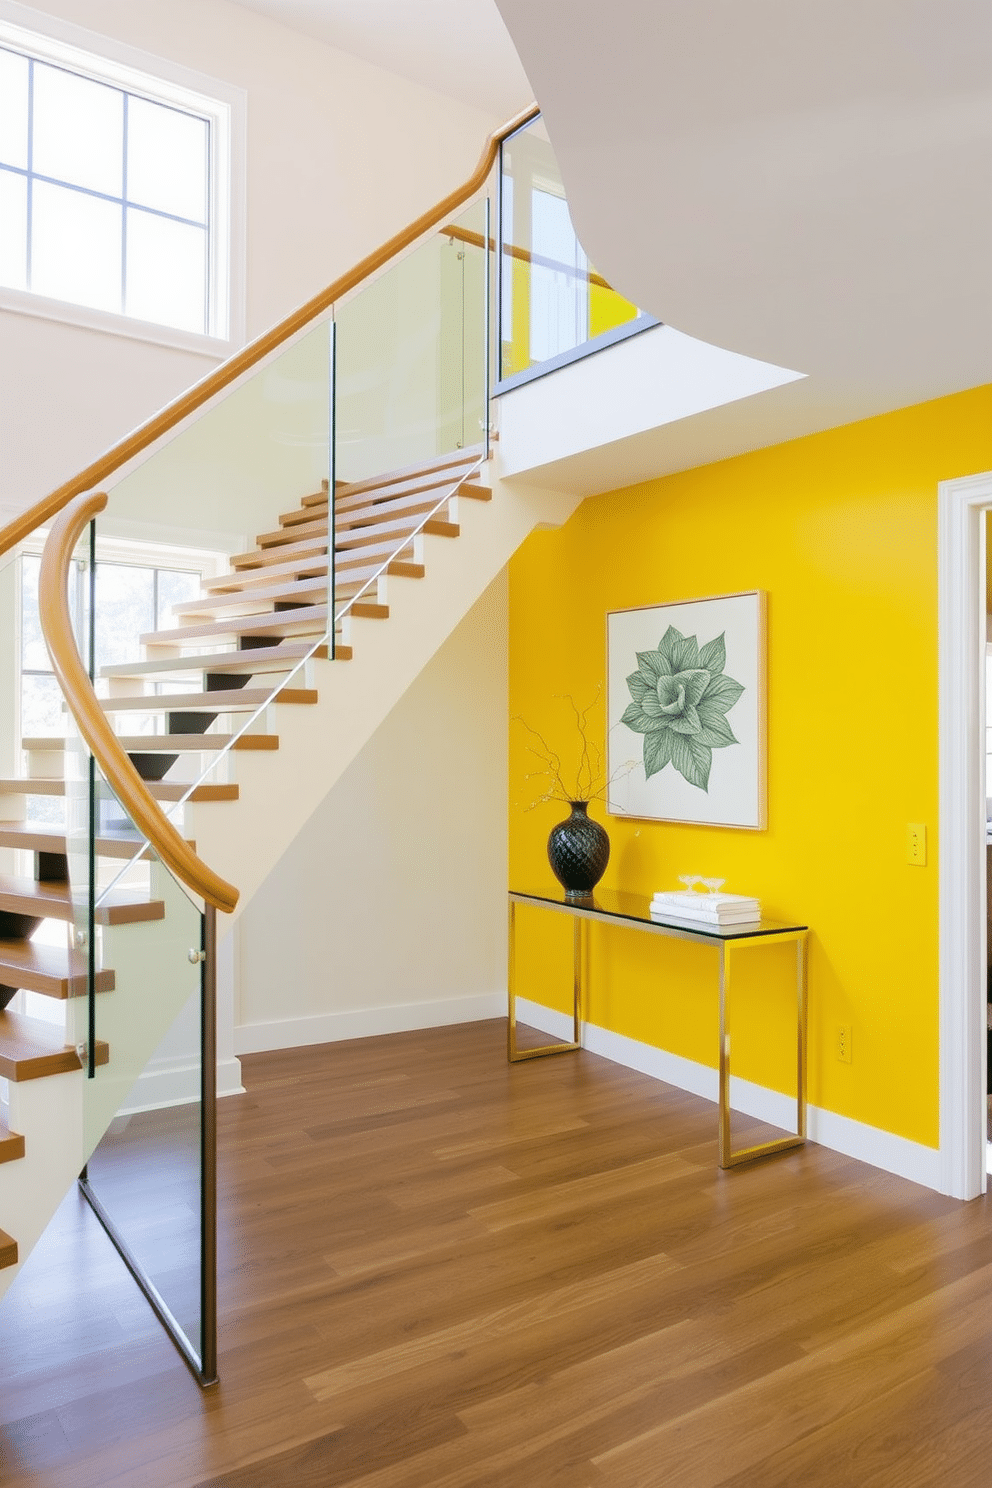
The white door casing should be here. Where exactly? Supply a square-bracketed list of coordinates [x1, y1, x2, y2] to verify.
[938, 470, 990, 1199]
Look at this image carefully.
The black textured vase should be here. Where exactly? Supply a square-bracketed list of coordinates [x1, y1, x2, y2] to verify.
[547, 801, 610, 898]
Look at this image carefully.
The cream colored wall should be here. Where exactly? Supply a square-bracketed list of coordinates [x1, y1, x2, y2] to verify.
[234, 572, 508, 1048]
[0, 0, 498, 519]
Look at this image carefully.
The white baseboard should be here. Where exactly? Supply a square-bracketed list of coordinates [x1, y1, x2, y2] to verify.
[516, 998, 942, 1193]
[234, 992, 506, 1056]
[118, 1055, 245, 1115]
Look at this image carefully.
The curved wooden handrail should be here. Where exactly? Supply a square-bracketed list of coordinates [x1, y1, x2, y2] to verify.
[39, 492, 240, 915]
[0, 102, 539, 561]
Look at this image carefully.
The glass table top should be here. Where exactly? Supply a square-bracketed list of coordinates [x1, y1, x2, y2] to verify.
[509, 884, 807, 941]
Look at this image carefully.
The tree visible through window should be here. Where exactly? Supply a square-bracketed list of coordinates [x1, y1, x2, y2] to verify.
[0, 40, 216, 334]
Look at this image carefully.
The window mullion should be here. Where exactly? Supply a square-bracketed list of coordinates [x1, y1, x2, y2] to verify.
[25, 55, 33, 290]
[121, 89, 128, 316]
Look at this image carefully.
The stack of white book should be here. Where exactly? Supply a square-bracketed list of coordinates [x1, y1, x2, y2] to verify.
[650, 890, 762, 926]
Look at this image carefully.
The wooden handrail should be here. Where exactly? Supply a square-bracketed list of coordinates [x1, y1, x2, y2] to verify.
[39, 492, 240, 915]
[440, 224, 613, 291]
[0, 101, 540, 561]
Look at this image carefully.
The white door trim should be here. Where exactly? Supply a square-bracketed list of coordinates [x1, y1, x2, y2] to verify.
[938, 470, 990, 1199]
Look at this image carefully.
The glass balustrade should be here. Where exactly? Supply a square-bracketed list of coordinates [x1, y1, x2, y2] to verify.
[22, 102, 648, 1394]
[44, 187, 493, 1385]
[497, 114, 652, 388]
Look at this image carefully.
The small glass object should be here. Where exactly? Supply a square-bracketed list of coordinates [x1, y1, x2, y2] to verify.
[678, 875, 726, 895]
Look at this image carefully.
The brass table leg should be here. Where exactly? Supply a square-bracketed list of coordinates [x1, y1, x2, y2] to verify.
[718, 930, 808, 1169]
[507, 899, 582, 1062]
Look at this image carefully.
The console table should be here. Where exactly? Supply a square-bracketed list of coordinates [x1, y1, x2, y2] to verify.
[507, 886, 808, 1170]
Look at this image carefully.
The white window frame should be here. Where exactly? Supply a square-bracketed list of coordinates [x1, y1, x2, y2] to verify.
[0, 1, 246, 356]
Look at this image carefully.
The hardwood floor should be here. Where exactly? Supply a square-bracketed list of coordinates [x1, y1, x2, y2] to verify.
[2, 1019, 992, 1486]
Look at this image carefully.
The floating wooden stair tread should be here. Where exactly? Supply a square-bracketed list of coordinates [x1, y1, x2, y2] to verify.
[0, 1121, 25, 1166]
[139, 605, 328, 647]
[101, 643, 328, 679]
[100, 686, 316, 713]
[336, 514, 458, 549]
[257, 516, 328, 549]
[336, 560, 424, 585]
[202, 559, 329, 595]
[0, 824, 193, 860]
[0, 940, 114, 1000]
[24, 735, 280, 754]
[316, 446, 483, 503]
[279, 502, 330, 528]
[0, 1010, 108, 1081]
[230, 534, 328, 571]
[171, 576, 328, 618]
[334, 536, 416, 568]
[347, 601, 389, 620]
[334, 473, 488, 520]
[0, 874, 165, 927]
[0, 778, 238, 803]
[335, 487, 489, 536]
[0, 1228, 16, 1270]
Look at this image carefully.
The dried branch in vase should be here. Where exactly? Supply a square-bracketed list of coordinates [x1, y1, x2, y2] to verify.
[514, 692, 637, 810]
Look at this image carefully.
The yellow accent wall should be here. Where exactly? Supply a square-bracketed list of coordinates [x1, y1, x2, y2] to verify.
[508, 384, 992, 1149]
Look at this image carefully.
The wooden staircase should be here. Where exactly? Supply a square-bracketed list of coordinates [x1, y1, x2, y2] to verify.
[0, 445, 491, 1289]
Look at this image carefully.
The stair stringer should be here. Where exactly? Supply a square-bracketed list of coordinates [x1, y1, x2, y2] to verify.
[184, 470, 583, 924]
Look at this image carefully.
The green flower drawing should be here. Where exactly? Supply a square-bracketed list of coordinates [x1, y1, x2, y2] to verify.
[621, 626, 744, 792]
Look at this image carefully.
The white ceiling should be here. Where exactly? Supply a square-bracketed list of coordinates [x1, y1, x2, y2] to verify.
[228, 0, 534, 119]
[496, 0, 992, 441]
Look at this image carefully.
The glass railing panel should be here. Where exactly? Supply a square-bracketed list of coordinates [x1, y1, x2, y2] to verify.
[498, 115, 642, 384]
[71, 751, 213, 1378]
[333, 197, 491, 484]
[103, 315, 332, 590]
[80, 856, 206, 1369]
[63, 522, 94, 1062]
[59, 319, 334, 872]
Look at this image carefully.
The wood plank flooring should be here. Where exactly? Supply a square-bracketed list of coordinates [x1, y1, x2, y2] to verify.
[1, 1019, 992, 1486]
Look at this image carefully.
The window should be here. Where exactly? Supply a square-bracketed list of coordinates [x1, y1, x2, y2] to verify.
[20, 552, 200, 752]
[529, 185, 589, 365]
[0, 12, 240, 343]
[497, 115, 650, 388]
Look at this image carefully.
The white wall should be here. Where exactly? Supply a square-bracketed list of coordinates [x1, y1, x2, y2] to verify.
[234, 572, 508, 1050]
[0, 0, 499, 521]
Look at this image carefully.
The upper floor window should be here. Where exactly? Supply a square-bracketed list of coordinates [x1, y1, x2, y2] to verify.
[0, 15, 238, 343]
[497, 114, 653, 390]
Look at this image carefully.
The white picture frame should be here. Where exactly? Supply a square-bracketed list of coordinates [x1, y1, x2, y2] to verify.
[607, 591, 766, 829]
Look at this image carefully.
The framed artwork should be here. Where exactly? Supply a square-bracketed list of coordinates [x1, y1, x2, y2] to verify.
[607, 591, 766, 829]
